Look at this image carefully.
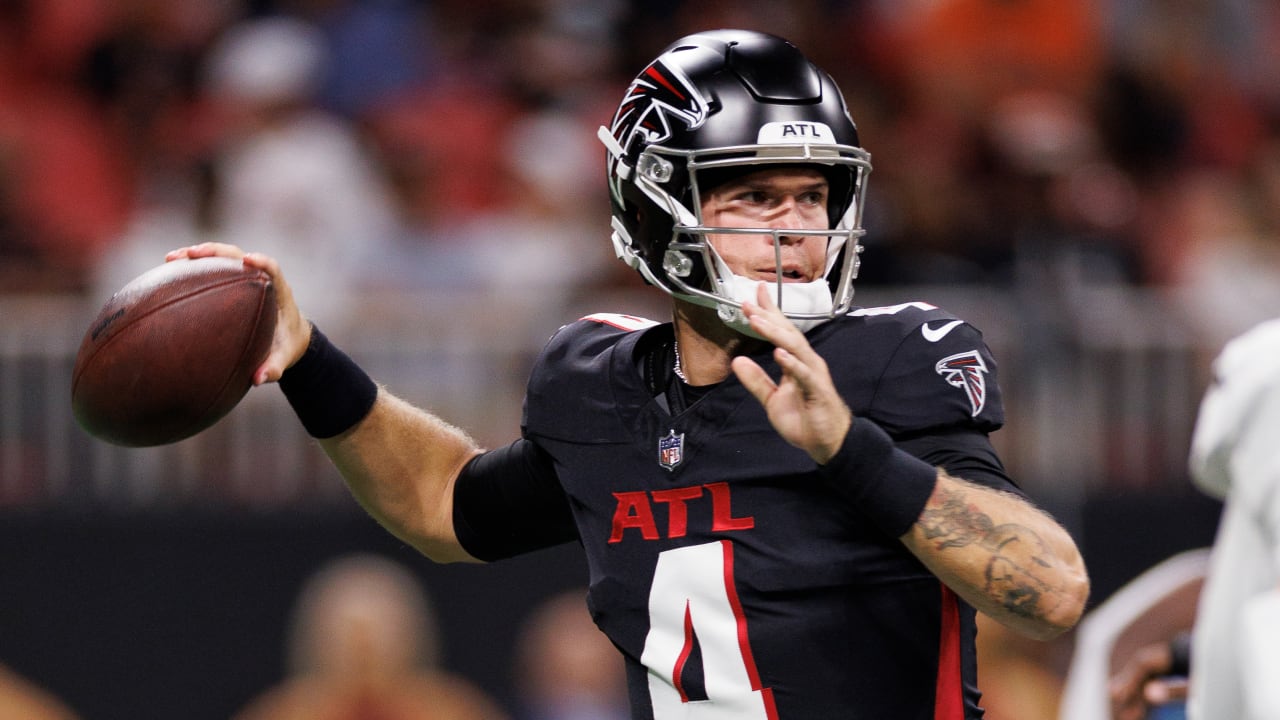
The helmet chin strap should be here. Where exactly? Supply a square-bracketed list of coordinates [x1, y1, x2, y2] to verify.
[710, 253, 834, 338]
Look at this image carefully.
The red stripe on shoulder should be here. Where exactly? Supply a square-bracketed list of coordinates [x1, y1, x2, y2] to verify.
[580, 312, 659, 331]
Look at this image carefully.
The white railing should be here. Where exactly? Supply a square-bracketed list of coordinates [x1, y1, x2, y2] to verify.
[0, 284, 1209, 513]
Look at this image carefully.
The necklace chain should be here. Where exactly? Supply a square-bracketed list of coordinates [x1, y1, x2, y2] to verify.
[673, 339, 688, 383]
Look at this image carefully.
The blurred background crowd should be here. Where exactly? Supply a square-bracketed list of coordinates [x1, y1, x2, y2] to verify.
[0, 0, 1276, 717]
[3, 0, 1279, 338]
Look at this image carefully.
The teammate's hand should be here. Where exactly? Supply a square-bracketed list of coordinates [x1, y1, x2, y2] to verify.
[165, 242, 312, 385]
[732, 282, 852, 464]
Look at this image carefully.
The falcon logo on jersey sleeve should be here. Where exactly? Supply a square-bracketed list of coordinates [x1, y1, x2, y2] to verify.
[935, 350, 989, 417]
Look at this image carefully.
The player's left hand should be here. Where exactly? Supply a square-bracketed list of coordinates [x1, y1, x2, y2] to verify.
[732, 282, 852, 464]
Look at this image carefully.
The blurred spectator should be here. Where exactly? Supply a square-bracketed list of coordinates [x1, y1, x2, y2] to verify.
[363, 77, 522, 259]
[201, 14, 397, 321]
[275, 0, 438, 120]
[874, 0, 1112, 288]
[233, 553, 506, 720]
[1097, 0, 1269, 287]
[1171, 144, 1280, 356]
[513, 589, 627, 720]
[75, 0, 232, 300]
[432, 111, 615, 304]
[1103, 0, 1265, 169]
[495, 0, 625, 112]
[0, 664, 80, 720]
[0, 0, 134, 292]
[77, 0, 231, 205]
[93, 14, 398, 324]
[360, 1, 624, 297]
[892, 0, 1104, 122]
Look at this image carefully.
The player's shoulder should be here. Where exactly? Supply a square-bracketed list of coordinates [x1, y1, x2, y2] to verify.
[575, 312, 662, 334]
[825, 299, 981, 354]
[526, 312, 661, 441]
[846, 300, 967, 334]
[531, 312, 660, 385]
[820, 299, 1003, 432]
[1191, 318, 1280, 497]
[542, 312, 659, 356]
[1204, 318, 1280, 413]
[1216, 318, 1280, 381]
[848, 299, 955, 322]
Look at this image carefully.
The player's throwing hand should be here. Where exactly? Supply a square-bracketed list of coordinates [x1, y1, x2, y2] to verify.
[166, 242, 313, 386]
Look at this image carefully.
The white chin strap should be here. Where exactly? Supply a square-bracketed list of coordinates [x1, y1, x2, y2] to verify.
[711, 254, 834, 338]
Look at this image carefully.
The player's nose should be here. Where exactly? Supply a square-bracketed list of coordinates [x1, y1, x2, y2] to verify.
[767, 198, 808, 243]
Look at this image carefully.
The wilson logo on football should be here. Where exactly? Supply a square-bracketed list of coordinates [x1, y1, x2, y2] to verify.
[935, 350, 988, 417]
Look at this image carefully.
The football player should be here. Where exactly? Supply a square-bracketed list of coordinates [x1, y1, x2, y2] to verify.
[1184, 318, 1280, 720]
[1102, 318, 1280, 720]
[170, 29, 1089, 719]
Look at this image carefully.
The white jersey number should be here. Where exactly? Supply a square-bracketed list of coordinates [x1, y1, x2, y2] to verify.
[641, 541, 778, 719]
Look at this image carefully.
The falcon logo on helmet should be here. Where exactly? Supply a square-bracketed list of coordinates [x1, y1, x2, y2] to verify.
[936, 350, 989, 417]
[606, 59, 709, 203]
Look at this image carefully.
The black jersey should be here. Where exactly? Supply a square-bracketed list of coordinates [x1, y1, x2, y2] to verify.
[459, 302, 1015, 719]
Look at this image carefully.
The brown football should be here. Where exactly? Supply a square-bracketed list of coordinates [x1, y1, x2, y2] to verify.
[71, 257, 277, 447]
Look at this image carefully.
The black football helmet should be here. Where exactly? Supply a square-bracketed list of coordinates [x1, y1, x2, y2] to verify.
[599, 29, 871, 333]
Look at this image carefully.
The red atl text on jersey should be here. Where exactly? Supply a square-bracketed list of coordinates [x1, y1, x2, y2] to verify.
[609, 482, 754, 542]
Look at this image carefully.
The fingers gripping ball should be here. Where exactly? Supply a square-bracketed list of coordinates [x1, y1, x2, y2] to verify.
[71, 257, 277, 447]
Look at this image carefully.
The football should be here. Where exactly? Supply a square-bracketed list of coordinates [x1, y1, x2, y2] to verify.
[71, 257, 278, 447]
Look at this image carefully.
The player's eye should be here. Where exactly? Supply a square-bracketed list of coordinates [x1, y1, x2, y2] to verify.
[732, 190, 769, 204]
[799, 189, 828, 206]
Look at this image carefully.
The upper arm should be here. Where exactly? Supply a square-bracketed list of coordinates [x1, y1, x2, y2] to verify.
[860, 314, 1005, 435]
[452, 438, 579, 562]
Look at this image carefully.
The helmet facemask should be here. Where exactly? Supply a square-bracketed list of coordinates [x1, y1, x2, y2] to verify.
[602, 129, 871, 336]
[600, 29, 872, 337]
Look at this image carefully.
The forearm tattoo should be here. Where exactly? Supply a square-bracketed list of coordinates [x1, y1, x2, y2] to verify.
[916, 484, 1054, 619]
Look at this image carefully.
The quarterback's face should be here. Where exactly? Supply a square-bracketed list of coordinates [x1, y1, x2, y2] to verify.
[700, 167, 831, 283]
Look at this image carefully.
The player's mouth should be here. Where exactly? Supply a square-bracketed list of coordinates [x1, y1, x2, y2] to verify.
[757, 266, 811, 283]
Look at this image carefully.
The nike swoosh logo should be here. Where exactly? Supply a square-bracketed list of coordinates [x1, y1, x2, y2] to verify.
[921, 320, 964, 342]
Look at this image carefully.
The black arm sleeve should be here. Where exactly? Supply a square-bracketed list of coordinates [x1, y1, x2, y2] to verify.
[452, 438, 580, 562]
[895, 429, 1027, 499]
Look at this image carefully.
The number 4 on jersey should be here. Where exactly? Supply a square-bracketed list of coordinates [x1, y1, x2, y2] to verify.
[641, 541, 778, 719]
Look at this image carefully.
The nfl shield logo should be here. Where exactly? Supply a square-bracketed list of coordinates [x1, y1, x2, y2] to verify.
[658, 429, 684, 471]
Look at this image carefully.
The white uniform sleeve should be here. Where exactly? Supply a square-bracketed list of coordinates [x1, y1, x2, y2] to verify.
[1237, 372, 1280, 720]
[1188, 319, 1280, 720]
[1240, 589, 1280, 718]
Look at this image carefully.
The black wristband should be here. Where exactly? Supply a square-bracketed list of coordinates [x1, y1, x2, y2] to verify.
[818, 418, 939, 538]
[278, 324, 378, 438]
